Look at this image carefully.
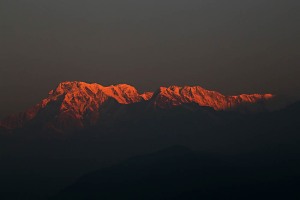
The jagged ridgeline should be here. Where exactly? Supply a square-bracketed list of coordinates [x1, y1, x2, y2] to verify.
[0, 81, 273, 133]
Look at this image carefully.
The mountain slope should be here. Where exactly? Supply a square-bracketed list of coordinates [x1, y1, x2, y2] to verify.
[0, 82, 146, 131]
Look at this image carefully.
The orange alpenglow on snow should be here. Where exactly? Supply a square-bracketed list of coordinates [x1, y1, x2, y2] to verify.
[0, 81, 274, 130]
[152, 85, 274, 110]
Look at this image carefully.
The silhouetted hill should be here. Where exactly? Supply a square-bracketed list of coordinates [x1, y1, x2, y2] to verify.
[53, 145, 300, 200]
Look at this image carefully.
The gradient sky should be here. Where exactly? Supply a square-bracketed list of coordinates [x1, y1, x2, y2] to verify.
[0, 0, 299, 117]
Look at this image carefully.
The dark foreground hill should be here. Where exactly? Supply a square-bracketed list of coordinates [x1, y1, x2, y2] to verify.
[53, 145, 300, 200]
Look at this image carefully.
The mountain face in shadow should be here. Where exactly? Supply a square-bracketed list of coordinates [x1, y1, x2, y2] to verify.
[0, 81, 273, 133]
[53, 145, 300, 200]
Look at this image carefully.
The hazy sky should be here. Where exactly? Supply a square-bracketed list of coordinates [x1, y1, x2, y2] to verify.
[0, 0, 299, 117]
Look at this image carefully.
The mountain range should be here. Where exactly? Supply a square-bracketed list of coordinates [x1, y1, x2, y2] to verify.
[0, 81, 274, 133]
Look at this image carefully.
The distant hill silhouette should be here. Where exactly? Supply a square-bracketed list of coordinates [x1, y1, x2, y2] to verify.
[53, 145, 300, 200]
